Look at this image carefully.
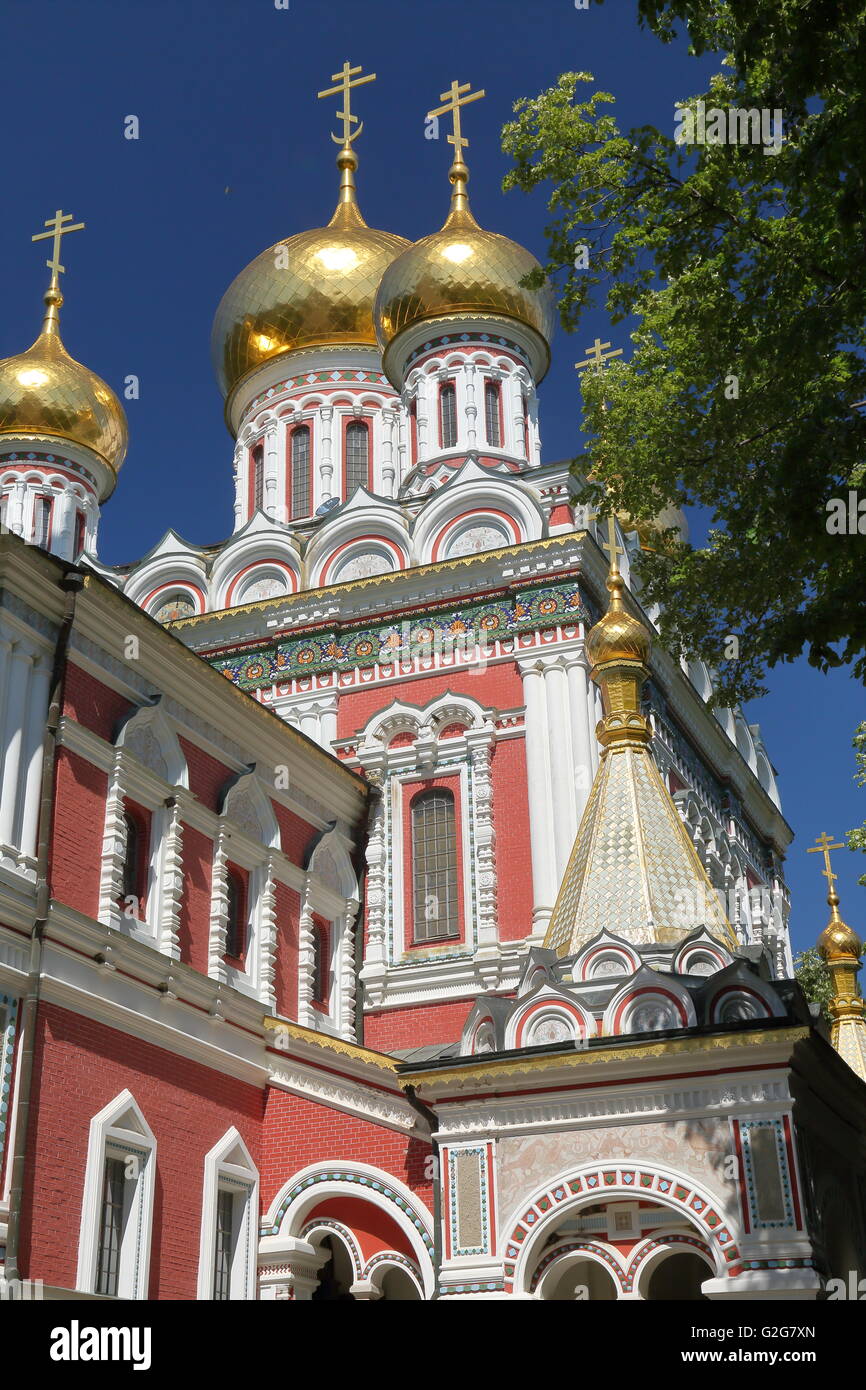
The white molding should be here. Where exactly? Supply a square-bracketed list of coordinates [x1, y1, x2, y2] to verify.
[75, 1090, 156, 1299]
[196, 1127, 259, 1300]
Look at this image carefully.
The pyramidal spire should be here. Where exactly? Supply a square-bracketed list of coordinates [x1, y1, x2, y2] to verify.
[545, 490, 737, 955]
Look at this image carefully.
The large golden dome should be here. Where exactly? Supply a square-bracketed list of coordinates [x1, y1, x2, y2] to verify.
[0, 286, 128, 479]
[374, 160, 555, 383]
[211, 149, 410, 411]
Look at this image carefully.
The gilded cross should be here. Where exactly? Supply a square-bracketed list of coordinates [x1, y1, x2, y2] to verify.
[31, 208, 85, 287]
[318, 60, 376, 147]
[575, 337, 623, 376]
[601, 514, 623, 576]
[807, 831, 845, 892]
[427, 79, 485, 158]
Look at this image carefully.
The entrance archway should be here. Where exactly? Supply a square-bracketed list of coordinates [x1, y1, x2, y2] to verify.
[644, 1250, 711, 1300]
[310, 1234, 357, 1301]
[539, 1253, 619, 1301]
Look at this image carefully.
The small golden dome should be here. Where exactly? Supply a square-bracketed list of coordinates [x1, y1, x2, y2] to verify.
[818, 911, 863, 962]
[0, 287, 127, 477]
[586, 570, 652, 669]
[211, 149, 410, 412]
[373, 159, 555, 382]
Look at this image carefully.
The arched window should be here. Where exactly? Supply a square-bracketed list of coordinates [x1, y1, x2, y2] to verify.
[33, 495, 52, 548]
[73, 509, 87, 560]
[409, 398, 418, 467]
[521, 394, 530, 459]
[484, 381, 501, 446]
[345, 421, 370, 494]
[311, 920, 329, 1005]
[121, 808, 148, 917]
[439, 383, 457, 450]
[290, 425, 312, 519]
[412, 788, 459, 943]
[251, 445, 265, 513]
[225, 866, 247, 960]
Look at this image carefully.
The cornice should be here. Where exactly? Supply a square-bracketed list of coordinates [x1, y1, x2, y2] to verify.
[263, 1015, 398, 1077]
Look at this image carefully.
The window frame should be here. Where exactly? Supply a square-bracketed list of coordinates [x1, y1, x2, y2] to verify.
[224, 862, 249, 963]
[409, 784, 461, 945]
[32, 493, 53, 548]
[250, 444, 265, 515]
[484, 379, 503, 448]
[76, 1090, 156, 1300]
[73, 508, 87, 560]
[120, 801, 151, 923]
[438, 382, 458, 450]
[288, 423, 313, 520]
[197, 1129, 259, 1301]
[343, 418, 371, 496]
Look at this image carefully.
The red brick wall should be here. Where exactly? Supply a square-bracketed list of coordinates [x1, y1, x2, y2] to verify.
[336, 662, 525, 740]
[274, 881, 300, 1021]
[363, 997, 477, 1052]
[272, 803, 318, 864]
[178, 737, 232, 813]
[491, 735, 533, 941]
[260, 1088, 432, 1212]
[63, 662, 133, 740]
[178, 824, 213, 973]
[20, 1002, 264, 1299]
[50, 748, 106, 919]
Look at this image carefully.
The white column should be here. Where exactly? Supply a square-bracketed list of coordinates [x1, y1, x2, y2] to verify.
[566, 651, 594, 826]
[158, 795, 184, 960]
[464, 362, 477, 450]
[318, 691, 338, 751]
[319, 406, 334, 503]
[232, 441, 245, 532]
[518, 658, 558, 936]
[544, 657, 576, 880]
[19, 651, 52, 864]
[339, 897, 360, 1041]
[416, 377, 431, 463]
[382, 408, 397, 497]
[297, 875, 316, 1028]
[0, 641, 34, 852]
[264, 422, 279, 521]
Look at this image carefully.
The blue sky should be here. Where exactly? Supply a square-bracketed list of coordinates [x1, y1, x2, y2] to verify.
[1, 0, 861, 954]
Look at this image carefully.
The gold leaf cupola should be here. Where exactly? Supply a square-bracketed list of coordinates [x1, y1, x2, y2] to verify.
[545, 499, 737, 955]
[373, 80, 555, 391]
[810, 833, 866, 1082]
[211, 61, 410, 433]
[0, 211, 128, 494]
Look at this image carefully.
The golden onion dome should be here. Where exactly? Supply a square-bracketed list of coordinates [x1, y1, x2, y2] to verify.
[373, 158, 555, 383]
[586, 568, 652, 670]
[818, 907, 863, 963]
[211, 147, 410, 412]
[0, 286, 127, 480]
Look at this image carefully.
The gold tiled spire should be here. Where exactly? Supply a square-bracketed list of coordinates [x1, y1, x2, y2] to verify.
[545, 470, 737, 954]
[810, 833, 866, 1081]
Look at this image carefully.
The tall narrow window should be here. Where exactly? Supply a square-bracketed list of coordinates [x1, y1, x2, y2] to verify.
[412, 788, 459, 943]
[121, 809, 148, 918]
[484, 381, 501, 446]
[95, 1155, 127, 1297]
[0, 495, 8, 533]
[311, 920, 329, 1005]
[345, 421, 370, 494]
[290, 425, 311, 519]
[33, 495, 52, 548]
[522, 395, 530, 459]
[73, 509, 87, 559]
[409, 399, 418, 467]
[213, 1188, 236, 1300]
[439, 383, 457, 449]
[252, 445, 265, 513]
[225, 867, 247, 960]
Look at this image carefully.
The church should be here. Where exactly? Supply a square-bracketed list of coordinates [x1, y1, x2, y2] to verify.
[0, 65, 864, 1302]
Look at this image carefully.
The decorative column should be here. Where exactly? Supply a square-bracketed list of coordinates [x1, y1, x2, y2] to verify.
[264, 421, 279, 520]
[297, 874, 316, 1028]
[207, 824, 231, 985]
[20, 648, 52, 863]
[543, 656, 577, 880]
[467, 729, 500, 987]
[259, 853, 278, 1010]
[358, 765, 389, 1006]
[232, 441, 245, 532]
[416, 376, 431, 463]
[259, 1240, 329, 1301]
[464, 362, 477, 449]
[339, 896, 360, 1041]
[517, 657, 558, 937]
[317, 689, 339, 752]
[319, 406, 334, 503]
[157, 794, 185, 959]
[382, 407, 398, 497]
[98, 749, 127, 931]
[0, 640, 34, 856]
[565, 648, 594, 826]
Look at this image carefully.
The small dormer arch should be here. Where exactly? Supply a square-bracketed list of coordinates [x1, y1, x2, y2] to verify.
[603, 969, 696, 1037]
[219, 766, 281, 851]
[505, 987, 596, 1050]
[115, 698, 188, 788]
[573, 933, 640, 983]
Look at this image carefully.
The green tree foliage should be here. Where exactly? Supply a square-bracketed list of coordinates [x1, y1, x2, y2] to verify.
[793, 947, 835, 1023]
[501, 1, 866, 708]
[848, 721, 866, 885]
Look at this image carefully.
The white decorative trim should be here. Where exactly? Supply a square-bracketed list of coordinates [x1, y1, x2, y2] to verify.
[196, 1127, 259, 1300]
[76, 1090, 156, 1300]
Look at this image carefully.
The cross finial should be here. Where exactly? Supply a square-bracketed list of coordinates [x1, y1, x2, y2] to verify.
[31, 208, 85, 290]
[575, 337, 623, 376]
[318, 60, 376, 147]
[807, 831, 845, 899]
[601, 514, 624, 577]
[427, 79, 485, 161]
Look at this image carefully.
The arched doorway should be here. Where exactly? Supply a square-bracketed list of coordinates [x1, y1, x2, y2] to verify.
[379, 1266, 422, 1301]
[540, 1255, 619, 1301]
[311, 1234, 357, 1301]
[644, 1251, 711, 1301]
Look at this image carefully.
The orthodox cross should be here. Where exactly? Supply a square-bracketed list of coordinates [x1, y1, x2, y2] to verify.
[32, 209, 85, 289]
[575, 337, 623, 376]
[807, 831, 845, 895]
[318, 60, 376, 146]
[601, 515, 624, 576]
[427, 79, 485, 159]
[575, 338, 624, 565]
